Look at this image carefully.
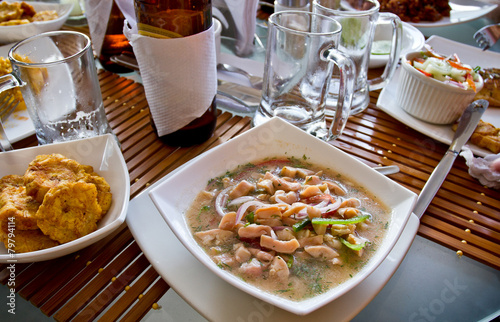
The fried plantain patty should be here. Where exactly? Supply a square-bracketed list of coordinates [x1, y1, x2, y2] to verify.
[24, 154, 94, 203]
[35, 181, 103, 244]
[0, 175, 39, 231]
[0, 228, 59, 253]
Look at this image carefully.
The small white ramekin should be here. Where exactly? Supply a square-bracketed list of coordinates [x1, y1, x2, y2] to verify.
[396, 51, 484, 124]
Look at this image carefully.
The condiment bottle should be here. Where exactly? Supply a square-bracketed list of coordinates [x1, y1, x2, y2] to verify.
[99, 1, 135, 73]
[134, 0, 217, 147]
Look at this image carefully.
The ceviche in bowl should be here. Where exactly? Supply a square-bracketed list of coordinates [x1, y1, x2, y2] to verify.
[149, 117, 417, 315]
[396, 46, 484, 124]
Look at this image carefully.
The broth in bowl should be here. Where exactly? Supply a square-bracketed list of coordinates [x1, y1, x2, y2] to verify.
[185, 156, 391, 301]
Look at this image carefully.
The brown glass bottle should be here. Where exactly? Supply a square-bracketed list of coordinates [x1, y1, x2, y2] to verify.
[134, 0, 217, 147]
[99, 1, 135, 74]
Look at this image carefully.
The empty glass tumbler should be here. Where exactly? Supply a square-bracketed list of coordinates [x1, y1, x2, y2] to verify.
[0, 31, 114, 145]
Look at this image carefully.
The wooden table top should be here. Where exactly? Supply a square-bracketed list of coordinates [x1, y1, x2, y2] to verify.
[1, 67, 499, 321]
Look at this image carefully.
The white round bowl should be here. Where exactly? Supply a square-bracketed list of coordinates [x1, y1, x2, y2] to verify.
[369, 22, 425, 69]
[0, 2, 73, 44]
[0, 134, 130, 263]
[396, 51, 484, 124]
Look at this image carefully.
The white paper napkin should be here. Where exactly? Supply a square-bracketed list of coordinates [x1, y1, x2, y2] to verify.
[83, 0, 113, 57]
[214, 0, 259, 57]
[121, 4, 217, 136]
[460, 147, 500, 189]
[224, 0, 259, 56]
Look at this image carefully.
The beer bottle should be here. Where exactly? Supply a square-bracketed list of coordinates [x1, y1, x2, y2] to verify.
[99, 1, 135, 74]
[134, 0, 217, 147]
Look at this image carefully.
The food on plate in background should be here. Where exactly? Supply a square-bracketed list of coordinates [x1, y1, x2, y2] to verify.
[453, 120, 500, 154]
[475, 68, 500, 107]
[0, 1, 58, 26]
[0, 154, 112, 252]
[378, 0, 450, 23]
[0, 54, 45, 116]
[0, 57, 26, 115]
[186, 157, 391, 301]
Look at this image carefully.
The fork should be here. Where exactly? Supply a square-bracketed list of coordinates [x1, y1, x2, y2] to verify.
[217, 63, 263, 90]
[473, 23, 500, 51]
[0, 92, 20, 122]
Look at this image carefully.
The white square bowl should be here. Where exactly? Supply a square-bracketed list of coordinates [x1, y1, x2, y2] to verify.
[0, 134, 130, 263]
[149, 117, 417, 315]
[0, 1, 73, 44]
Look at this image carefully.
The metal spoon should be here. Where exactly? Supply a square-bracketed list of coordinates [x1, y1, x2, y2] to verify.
[374, 165, 400, 176]
[217, 63, 263, 90]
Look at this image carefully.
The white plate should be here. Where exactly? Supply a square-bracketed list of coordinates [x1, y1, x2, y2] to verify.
[0, 1, 73, 44]
[377, 36, 500, 157]
[0, 43, 36, 143]
[0, 134, 130, 263]
[127, 154, 420, 321]
[369, 22, 425, 69]
[148, 117, 417, 315]
[409, 0, 497, 28]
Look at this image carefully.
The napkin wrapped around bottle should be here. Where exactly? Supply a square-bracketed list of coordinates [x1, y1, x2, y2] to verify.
[119, 9, 217, 137]
[460, 147, 500, 189]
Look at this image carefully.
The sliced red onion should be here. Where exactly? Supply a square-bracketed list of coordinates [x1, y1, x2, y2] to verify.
[293, 212, 309, 220]
[317, 198, 342, 214]
[215, 187, 231, 217]
[297, 207, 309, 217]
[228, 196, 255, 207]
[235, 200, 267, 222]
[313, 200, 329, 208]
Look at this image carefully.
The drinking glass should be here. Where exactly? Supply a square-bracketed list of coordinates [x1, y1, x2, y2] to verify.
[313, 0, 402, 115]
[0, 31, 114, 145]
[253, 11, 355, 141]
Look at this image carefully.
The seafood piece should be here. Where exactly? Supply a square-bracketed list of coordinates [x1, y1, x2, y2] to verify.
[260, 235, 300, 253]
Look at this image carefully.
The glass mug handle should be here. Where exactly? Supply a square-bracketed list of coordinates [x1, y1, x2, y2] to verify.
[368, 13, 402, 91]
[0, 74, 24, 152]
[325, 49, 356, 140]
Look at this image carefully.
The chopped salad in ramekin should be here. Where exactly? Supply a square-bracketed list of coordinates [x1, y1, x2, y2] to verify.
[396, 47, 484, 125]
[408, 45, 482, 92]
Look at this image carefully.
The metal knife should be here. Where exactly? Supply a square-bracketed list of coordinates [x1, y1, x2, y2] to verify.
[412, 99, 489, 219]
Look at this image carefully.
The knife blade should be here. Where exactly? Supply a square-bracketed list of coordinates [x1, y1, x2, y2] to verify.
[412, 99, 489, 219]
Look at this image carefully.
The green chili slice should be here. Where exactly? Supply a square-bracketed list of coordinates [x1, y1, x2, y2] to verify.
[292, 218, 311, 232]
[340, 237, 366, 251]
[311, 214, 370, 225]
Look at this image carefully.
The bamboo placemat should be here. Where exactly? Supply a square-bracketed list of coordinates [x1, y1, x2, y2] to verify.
[1, 70, 498, 320]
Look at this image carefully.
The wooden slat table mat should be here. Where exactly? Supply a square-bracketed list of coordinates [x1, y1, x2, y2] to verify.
[1, 70, 499, 321]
